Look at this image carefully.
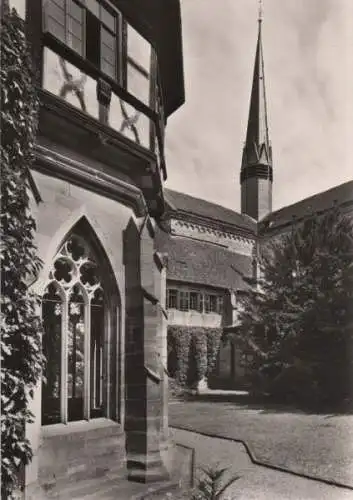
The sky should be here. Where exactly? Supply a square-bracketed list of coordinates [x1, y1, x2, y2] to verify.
[164, 0, 353, 212]
[9, 0, 353, 213]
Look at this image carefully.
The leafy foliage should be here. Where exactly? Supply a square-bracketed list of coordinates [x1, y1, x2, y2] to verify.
[191, 465, 240, 500]
[234, 208, 353, 407]
[1, 7, 43, 497]
[168, 326, 222, 388]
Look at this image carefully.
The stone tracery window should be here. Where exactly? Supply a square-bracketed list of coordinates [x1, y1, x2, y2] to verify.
[42, 234, 108, 425]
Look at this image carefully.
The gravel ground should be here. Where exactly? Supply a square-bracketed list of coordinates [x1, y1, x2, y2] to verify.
[169, 428, 353, 500]
[169, 400, 353, 488]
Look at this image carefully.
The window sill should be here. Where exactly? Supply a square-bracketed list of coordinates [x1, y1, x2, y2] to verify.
[41, 418, 122, 438]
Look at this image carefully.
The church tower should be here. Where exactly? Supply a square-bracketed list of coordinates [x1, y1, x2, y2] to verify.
[240, 4, 273, 220]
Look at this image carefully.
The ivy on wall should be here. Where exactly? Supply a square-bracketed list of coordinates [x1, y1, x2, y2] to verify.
[1, 6, 43, 498]
[167, 326, 223, 388]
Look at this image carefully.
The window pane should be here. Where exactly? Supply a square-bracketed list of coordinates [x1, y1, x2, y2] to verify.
[101, 6, 116, 32]
[127, 24, 150, 74]
[101, 45, 115, 65]
[86, 0, 99, 17]
[101, 59, 116, 79]
[42, 283, 62, 426]
[209, 295, 217, 313]
[51, 0, 65, 8]
[217, 296, 224, 314]
[68, 34, 83, 55]
[46, 1, 65, 27]
[67, 16, 83, 40]
[86, 9, 101, 67]
[179, 291, 189, 312]
[101, 27, 115, 51]
[167, 289, 178, 309]
[101, 27, 116, 78]
[190, 292, 199, 311]
[198, 294, 204, 313]
[68, 285, 85, 422]
[45, 17, 66, 43]
[127, 61, 150, 106]
[204, 295, 210, 313]
[68, 0, 83, 22]
[90, 288, 104, 418]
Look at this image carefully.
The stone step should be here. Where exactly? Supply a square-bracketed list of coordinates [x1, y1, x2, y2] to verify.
[43, 467, 128, 499]
[39, 420, 126, 489]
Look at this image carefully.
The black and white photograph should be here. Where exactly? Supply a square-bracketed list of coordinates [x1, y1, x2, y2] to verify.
[1, 0, 352, 498]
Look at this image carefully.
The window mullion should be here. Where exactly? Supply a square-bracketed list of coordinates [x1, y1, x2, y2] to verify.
[104, 308, 110, 418]
[84, 298, 91, 420]
[61, 293, 69, 424]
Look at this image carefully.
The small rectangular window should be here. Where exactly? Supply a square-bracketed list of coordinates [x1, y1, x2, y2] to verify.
[204, 295, 210, 314]
[179, 291, 189, 312]
[216, 296, 224, 315]
[167, 289, 178, 310]
[209, 295, 217, 313]
[189, 292, 199, 311]
[204, 294, 221, 314]
[198, 294, 204, 313]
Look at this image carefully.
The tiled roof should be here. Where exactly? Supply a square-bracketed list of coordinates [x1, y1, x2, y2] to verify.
[164, 188, 256, 234]
[156, 229, 253, 290]
[260, 180, 353, 233]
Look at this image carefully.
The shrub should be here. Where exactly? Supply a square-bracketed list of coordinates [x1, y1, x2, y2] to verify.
[168, 326, 222, 388]
[191, 465, 240, 500]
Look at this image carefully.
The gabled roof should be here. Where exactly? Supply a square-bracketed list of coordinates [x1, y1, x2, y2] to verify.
[164, 188, 257, 235]
[260, 180, 353, 233]
[156, 229, 253, 289]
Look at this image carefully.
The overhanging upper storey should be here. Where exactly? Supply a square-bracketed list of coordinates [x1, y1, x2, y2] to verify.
[25, 0, 185, 216]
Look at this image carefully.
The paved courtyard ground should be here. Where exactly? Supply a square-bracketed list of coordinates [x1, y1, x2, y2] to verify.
[169, 398, 353, 489]
[170, 428, 353, 500]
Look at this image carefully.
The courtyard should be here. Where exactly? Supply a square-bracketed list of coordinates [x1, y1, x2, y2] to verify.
[169, 397, 353, 489]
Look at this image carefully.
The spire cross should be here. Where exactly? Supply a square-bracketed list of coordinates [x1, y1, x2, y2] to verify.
[258, 0, 263, 23]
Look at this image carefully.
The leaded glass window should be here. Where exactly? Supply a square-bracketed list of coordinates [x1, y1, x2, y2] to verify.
[42, 234, 107, 425]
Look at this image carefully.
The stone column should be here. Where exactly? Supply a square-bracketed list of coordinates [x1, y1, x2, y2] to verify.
[124, 216, 169, 483]
[24, 373, 45, 498]
[154, 252, 169, 444]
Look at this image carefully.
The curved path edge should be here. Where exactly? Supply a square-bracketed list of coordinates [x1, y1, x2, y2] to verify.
[170, 425, 353, 491]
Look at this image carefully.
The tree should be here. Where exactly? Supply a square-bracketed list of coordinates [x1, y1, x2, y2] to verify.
[1, 6, 43, 497]
[234, 208, 353, 407]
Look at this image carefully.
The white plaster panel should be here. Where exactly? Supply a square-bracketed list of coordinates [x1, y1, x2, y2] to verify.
[167, 309, 222, 328]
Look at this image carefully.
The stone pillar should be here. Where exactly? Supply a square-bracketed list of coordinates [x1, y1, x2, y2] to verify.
[124, 216, 169, 483]
[24, 376, 45, 499]
[154, 252, 169, 444]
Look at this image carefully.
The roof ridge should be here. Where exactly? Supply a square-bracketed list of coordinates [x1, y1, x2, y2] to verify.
[164, 188, 241, 215]
[264, 179, 353, 221]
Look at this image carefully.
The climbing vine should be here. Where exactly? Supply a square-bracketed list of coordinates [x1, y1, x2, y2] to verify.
[1, 7, 43, 498]
[167, 326, 223, 388]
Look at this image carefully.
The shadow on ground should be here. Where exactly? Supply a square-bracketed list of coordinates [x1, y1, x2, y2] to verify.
[174, 391, 353, 417]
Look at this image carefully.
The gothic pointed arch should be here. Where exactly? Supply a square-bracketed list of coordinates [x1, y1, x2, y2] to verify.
[41, 217, 121, 425]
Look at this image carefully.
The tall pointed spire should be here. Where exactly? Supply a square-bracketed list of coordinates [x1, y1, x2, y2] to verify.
[240, 1, 273, 220]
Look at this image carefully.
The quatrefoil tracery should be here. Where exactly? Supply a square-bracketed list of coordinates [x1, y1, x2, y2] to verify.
[47, 235, 103, 302]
